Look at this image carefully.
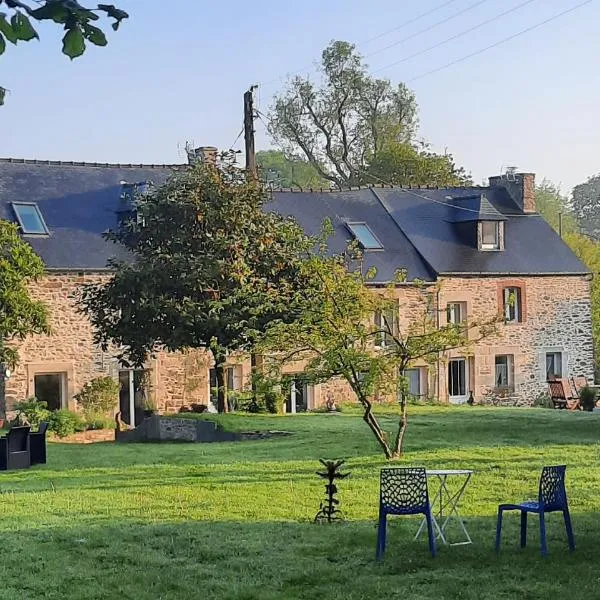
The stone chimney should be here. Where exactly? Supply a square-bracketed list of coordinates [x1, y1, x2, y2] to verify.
[488, 171, 536, 213]
[186, 145, 218, 166]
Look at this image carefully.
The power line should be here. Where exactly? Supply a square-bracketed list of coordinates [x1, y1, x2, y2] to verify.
[405, 0, 593, 83]
[372, 0, 538, 73]
[362, 0, 460, 44]
[228, 126, 244, 151]
[366, 0, 491, 59]
[259, 0, 465, 88]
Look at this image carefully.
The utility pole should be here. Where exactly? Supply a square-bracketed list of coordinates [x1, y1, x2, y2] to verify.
[244, 85, 258, 180]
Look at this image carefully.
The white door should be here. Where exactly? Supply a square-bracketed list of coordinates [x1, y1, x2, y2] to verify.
[448, 358, 468, 404]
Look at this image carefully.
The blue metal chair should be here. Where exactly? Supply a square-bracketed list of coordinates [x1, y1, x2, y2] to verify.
[376, 467, 436, 560]
[495, 465, 575, 556]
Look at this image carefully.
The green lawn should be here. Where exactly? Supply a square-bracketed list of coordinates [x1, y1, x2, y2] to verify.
[0, 406, 599, 599]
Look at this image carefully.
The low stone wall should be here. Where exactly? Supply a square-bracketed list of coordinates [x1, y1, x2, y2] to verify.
[49, 429, 115, 444]
[116, 416, 239, 443]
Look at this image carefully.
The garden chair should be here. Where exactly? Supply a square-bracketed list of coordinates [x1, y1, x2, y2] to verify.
[30, 422, 48, 465]
[495, 465, 575, 556]
[0, 426, 31, 471]
[376, 467, 436, 560]
[547, 380, 579, 410]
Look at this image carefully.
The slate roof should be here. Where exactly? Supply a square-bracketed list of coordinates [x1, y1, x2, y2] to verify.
[0, 159, 176, 270]
[0, 159, 589, 279]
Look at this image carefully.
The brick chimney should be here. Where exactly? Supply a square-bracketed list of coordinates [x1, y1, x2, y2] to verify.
[186, 145, 218, 166]
[488, 171, 536, 213]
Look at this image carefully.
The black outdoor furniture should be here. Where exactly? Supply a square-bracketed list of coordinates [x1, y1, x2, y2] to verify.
[30, 422, 48, 465]
[0, 426, 31, 471]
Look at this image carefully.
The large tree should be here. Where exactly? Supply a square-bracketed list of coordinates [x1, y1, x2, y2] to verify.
[0, 221, 50, 369]
[263, 248, 497, 459]
[268, 41, 419, 188]
[571, 174, 600, 239]
[0, 0, 128, 105]
[80, 155, 315, 413]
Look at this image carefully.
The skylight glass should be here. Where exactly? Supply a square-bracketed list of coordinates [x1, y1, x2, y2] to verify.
[12, 203, 48, 235]
[346, 222, 383, 250]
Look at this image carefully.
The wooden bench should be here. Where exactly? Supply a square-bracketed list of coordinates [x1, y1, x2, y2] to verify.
[548, 379, 581, 410]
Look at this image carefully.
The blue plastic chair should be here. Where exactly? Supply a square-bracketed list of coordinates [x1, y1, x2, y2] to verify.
[376, 467, 436, 560]
[495, 465, 575, 556]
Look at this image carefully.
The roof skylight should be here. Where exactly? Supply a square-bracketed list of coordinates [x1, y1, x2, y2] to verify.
[12, 203, 49, 235]
[346, 222, 383, 250]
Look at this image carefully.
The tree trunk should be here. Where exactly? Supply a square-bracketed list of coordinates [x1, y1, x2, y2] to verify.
[392, 389, 408, 458]
[358, 395, 393, 459]
[250, 352, 262, 403]
[214, 359, 229, 414]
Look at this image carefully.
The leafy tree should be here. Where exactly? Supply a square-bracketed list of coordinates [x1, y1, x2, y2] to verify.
[0, 1, 128, 105]
[366, 141, 472, 187]
[256, 150, 327, 189]
[268, 41, 419, 188]
[572, 174, 600, 239]
[263, 248, 497, 459]
[0, 221, 50, 368]
[535, 180, 578, 236]
[80, 155, 315, 413]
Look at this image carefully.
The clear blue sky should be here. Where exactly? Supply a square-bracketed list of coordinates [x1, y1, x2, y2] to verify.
[2, 0, 598, 192]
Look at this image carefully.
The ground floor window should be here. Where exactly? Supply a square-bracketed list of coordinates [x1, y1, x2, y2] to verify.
[494, 355, 514, 390]
[448, 358, 468, 402]
[34, 373, 66, 411]
[546, 352, 563, 380]
[285, 377, 314, 413]
[404, 368, 426, 398]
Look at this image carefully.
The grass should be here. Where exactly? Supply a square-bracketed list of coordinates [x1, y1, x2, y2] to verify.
[0, 405, 599, 599]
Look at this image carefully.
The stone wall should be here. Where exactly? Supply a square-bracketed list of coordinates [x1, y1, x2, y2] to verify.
[4, 272, 215, 416]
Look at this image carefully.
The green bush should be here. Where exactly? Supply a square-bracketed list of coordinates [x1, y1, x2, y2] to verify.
[12, 397, 50, 429]
[49, 410, 86, 438]
[84, 412, 115, 431]
[264, 390, 285, 414]
[74, 377, 119, 417]
[579, 386, 597, 412]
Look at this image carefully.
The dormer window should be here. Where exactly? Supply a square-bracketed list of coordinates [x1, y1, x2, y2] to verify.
[12, 202, 49, 235]
[346, 222, 383, 250]
[479, 221, 504, 251]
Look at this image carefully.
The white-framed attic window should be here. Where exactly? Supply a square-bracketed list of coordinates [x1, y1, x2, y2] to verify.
[346, 222, 383, 250]
[480, 221, 501, 250]
[12, 202, 49, 235]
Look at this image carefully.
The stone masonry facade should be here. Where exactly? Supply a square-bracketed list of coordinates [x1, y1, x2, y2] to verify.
[3, 271, 594, 415]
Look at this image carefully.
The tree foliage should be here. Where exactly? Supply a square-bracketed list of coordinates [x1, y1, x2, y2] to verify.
[80, 155, 315, 413]
[256, 150, 327, 189]
[572, 174, 600, 239]
[262, 248, 497, 459]
[0, 0, 128, 105]
[366, 141, 472, 187]
[0, 221, 50, 367]
[268, 41, 420, 188]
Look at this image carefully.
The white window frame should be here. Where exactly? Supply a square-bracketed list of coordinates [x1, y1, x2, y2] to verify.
[546, 352, 563, 380]
[503, 287, 521, 323]
[481, 221, 500, 250]
[494, 354, 514, 390]
[403, 368, 424, 398]
[446, 302, 465, 325]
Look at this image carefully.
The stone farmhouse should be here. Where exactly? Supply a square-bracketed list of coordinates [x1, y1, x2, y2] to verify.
[0, 156, 593, 420]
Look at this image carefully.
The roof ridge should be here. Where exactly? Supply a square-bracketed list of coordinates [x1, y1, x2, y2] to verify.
[0, 158, 186, 169]
[271, 183, 487, 193]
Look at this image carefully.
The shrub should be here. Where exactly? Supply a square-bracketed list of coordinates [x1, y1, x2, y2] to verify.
[84, 413, 115, 430]
[579, 386, 597, 412]
[74, 376, 119, 416]
[12, 397, 50, 429]
[533, 393, 553, 409]
[264, 390, 285, 414]
[49, 410, 85, 438]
